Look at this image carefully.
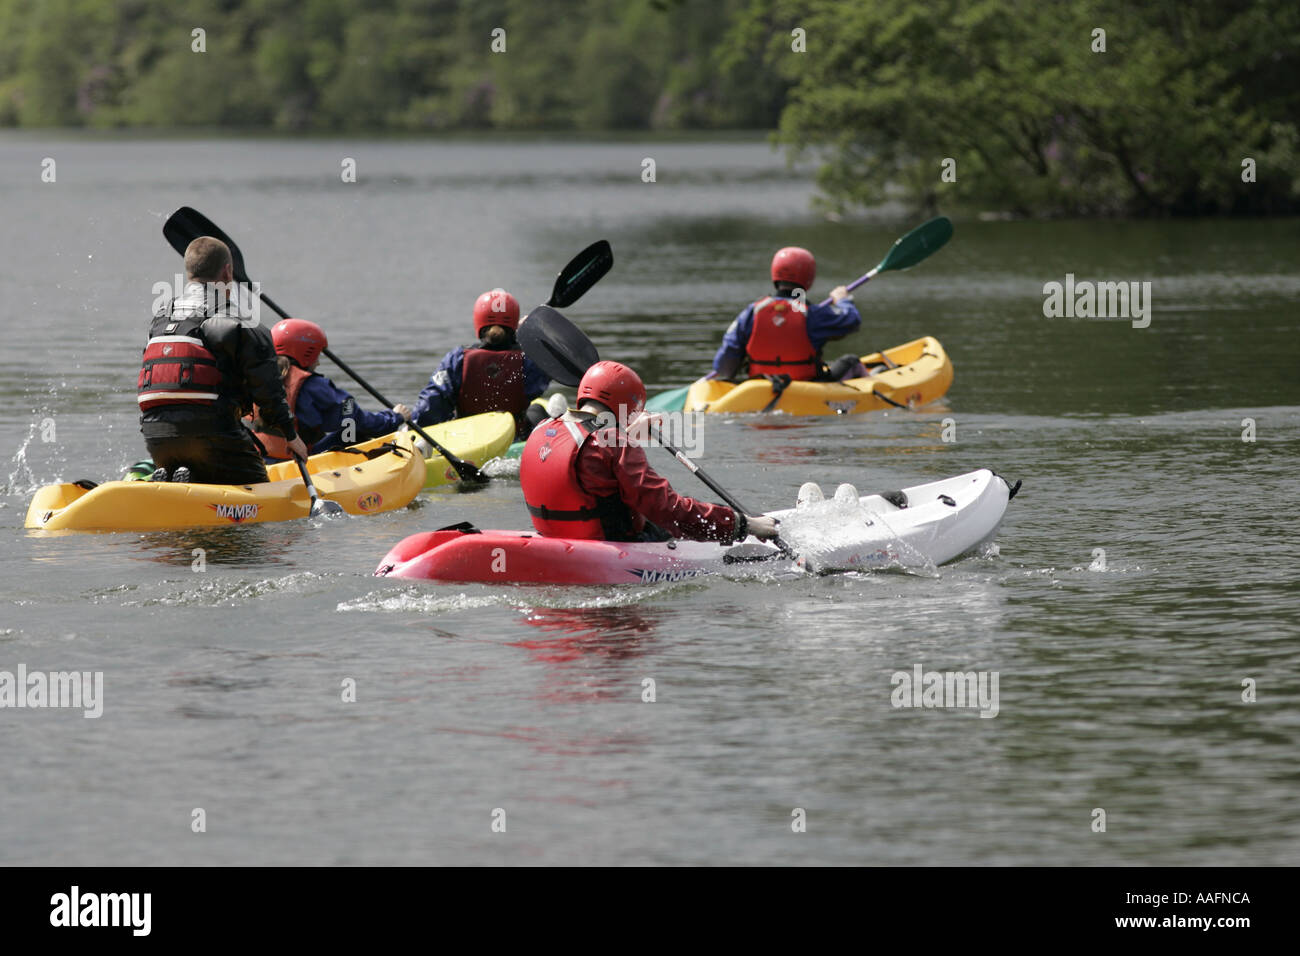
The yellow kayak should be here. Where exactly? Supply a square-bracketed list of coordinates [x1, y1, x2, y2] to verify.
[403, 411, 516, 487]
[684, 336, 952, 415]
[26, 432, 424, 531]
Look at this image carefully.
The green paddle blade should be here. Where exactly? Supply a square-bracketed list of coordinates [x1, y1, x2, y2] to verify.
[549, 239, 613, 308]
[876, 216, 953, 272]
[163, 207, 253, 283]
[518, 305, 600, 386]
[645, 386, 689, 412]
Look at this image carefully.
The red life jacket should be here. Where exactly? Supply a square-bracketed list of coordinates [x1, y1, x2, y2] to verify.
[247, 364, 312, 460]
[137, 316, 224, 411]
[521, 417, 637, 539]
[745, 296, 819, 379]
[459, 347, 527, 425]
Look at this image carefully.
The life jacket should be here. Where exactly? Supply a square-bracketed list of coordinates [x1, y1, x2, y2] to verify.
[744, 296, 819, 379]
[520, 417, 638, 540]
[248, 364, 313, 460]
[137, 312, 225, 411]
[458, 347, 527, 425]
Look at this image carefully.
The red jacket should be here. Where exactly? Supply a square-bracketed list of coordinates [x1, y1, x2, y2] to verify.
[574, 421, 738, 542]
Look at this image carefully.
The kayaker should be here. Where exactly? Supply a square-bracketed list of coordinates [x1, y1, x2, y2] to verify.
[710, 246, 866, 382]
[248, 318, 412, 460]
[139, 236, 307, 484]
[520, 360, 779, 543]
[412, 289, 550, 438]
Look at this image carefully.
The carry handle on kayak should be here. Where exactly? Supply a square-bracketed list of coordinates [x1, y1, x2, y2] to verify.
[519, 305, 798, 560]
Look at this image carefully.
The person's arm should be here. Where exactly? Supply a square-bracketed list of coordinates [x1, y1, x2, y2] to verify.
[806, 298, 862, 349]
[583, 438, 739, 542]
[412, 348, 462, 427]
[709, 306, 754, 380]
[301, 377, 406, 450]
[523, 356, 550, 401]
[208, 319, 298, 440]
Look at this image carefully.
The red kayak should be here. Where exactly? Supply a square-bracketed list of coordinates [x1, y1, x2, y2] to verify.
[374, 469, 1016, 585]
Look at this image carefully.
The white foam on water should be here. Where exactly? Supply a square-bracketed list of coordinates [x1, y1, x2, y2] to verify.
[129, 571, 333, 607]
[338, 588, 505, 614]
[339, 583, 687, 615]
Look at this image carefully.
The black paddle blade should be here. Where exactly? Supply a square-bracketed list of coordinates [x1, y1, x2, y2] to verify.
[518, 305, 601, 386]
[163, 207, 252, 283]
[548, 240, 613, 308]
[312, 498, 346, 517]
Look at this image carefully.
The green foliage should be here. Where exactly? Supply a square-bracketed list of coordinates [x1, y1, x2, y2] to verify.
[0, 0, 1291, 215]
[0, 0, 783, 132]
[772, 0, 1299, 216]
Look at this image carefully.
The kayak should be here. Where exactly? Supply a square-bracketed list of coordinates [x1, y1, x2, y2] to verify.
[680, 336, 952, 415]
[26, 432, 424, 531]
[118, 413, 517, 488]
[375, 468, 1014, 585]
[405, 412, 516, 486]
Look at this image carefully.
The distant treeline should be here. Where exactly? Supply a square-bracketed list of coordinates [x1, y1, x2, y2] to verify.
[2, 0, 1295, 216]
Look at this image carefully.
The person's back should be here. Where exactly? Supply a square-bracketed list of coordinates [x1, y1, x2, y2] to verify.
[139, 236, 304, 484]
[247, 319, 409, 460]
[520, 361, 779, 544]
[413, 289, 550, 438]
[711, 246, 863, 382]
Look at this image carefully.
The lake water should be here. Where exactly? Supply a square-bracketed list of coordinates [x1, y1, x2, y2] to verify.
[1, 135, 1297, 864]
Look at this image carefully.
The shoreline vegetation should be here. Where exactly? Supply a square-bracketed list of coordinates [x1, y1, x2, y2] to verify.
[1, 0, 1295, 218]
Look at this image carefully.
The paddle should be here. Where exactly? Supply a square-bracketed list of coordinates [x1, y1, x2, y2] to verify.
[165, 208, 484, 484]
[548, 239, 612, 309]
[815, 216, 954, 309]
[519, 305, 798, 560]
[813, 215, 954, 378]
[293, 457, 345, 517]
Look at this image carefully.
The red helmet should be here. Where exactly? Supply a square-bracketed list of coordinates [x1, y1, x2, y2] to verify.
[771, 246, 816, 289]
[272, 318, 328, 369]
[577, 361, 646, 416]
[473, 289, 521, 335]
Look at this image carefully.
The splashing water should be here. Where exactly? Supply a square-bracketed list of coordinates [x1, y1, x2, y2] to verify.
[4, 425, 41, 497]
[780, 494, 940, 576]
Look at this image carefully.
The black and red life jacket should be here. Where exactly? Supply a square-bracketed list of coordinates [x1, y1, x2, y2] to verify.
[520, 417, 638, 540]
[744, 295, 819, 379]
[137, 313, 225, 411]
[458, 347, 527, 426]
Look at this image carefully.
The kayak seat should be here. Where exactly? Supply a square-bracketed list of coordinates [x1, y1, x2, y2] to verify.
[880, 490, 908, 509]
[73, 479, 99, 490]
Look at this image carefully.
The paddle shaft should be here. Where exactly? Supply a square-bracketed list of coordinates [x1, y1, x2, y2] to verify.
[653, 428, 797, 559]
[816, 266, 879, 308]
[319, 348, 485, 481]
[293, 457, 327, 514]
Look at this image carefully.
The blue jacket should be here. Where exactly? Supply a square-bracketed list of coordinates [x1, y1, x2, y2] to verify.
[711, 295, 861, 378]
[414, 345, 550, 427]
[297, 374, 406, 453]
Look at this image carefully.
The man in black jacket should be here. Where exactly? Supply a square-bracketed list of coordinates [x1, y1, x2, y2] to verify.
[138, 237, 307, 484]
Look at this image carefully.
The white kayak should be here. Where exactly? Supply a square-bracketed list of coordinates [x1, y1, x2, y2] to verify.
[376, 469, 1018, 584]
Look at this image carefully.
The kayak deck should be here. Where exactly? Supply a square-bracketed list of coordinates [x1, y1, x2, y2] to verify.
[376, 469, 1012, 585]
[684, 336, 952, 415]
[401, 412, 517, 486]
[26, 432, 424, 531]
